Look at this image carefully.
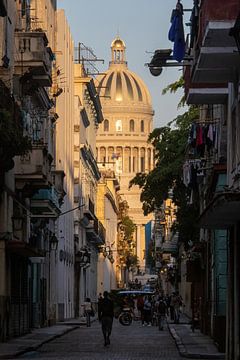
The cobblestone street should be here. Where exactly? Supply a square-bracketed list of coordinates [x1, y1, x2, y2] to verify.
[18, 320, 182, 360]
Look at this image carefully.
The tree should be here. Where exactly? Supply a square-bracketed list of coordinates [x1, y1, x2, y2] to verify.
[118, 202, 139, 272]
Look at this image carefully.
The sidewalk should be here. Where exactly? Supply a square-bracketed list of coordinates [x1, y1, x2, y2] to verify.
[0, 320, 84, 359]
[168, 314, 225, 359]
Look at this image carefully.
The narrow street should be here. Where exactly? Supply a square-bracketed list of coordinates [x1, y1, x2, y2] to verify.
[18, 319, 183, 360]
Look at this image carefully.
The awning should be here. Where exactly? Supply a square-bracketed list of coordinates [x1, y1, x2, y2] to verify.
[199, 191, 240, 229]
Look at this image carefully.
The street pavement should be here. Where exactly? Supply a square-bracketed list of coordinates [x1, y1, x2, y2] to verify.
[0, 315, 225, 360]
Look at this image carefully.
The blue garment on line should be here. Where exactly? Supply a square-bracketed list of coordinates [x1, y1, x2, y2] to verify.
[168, 11, 185, 62]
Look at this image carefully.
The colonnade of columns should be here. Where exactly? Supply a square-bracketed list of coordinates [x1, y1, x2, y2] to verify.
[96, 146, 154, 174]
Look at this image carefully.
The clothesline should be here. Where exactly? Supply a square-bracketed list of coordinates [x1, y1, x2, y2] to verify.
[193, 120, 221, 125]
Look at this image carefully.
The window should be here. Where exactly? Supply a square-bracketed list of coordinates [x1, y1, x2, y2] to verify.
[133, 157, 136, 172]
[116, 120, 122, 132]
[128, 156, 131, 172]
[130, 119, 134, 132]
[104, 119, 109, 132]
[140, 157, 145, 172]
[141, 120, 144, 132]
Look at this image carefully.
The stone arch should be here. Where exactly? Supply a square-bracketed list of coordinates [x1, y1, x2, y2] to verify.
[104, 119, 109, 131]
[108, 146, 114, 162]
[124, 147, 131, 173]
[147, 148, 152, 171]
[129, 119, 135, 132]
[140, 148, 145, 172]
[132, 147, 139, 173]
[99, 147, 106, 163]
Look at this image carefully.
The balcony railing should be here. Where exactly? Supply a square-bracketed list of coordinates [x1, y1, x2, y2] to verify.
[14, 31, 52, 87]
[83, 197, 95, 220]
[15, 144, 52, 187]
[30, 187, 61, 218]
[86, 219, 106, 245]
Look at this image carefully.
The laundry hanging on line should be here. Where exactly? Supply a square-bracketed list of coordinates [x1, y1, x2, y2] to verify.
[188, 122, 219, 157]
[168, 2, 186, 62]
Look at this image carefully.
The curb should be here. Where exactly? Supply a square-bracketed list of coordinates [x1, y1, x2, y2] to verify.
[0, 325, 79, 359]
[168, 325, 225, 359]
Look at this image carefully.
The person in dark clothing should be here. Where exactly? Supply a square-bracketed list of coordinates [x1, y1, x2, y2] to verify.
[98, 291, 114, 346]
[158, 297, 168, 330]
[97, 293, 103, 321]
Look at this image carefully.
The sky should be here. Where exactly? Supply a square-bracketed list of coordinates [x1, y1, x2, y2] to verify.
[57, 0, 193, 128]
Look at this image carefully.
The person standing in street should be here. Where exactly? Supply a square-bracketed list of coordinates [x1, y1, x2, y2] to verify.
[143, 296, 152, 326]
[98, 291, 114, 347]
[97, 293, 103, 321]
[157, 297, 168, 330]
[83, 298, 93, 327]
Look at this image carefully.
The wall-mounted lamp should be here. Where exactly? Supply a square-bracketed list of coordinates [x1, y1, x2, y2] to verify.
[75, 247, 91, 267]
[12, 215, 24, 232]
[49, 234, 58, 251]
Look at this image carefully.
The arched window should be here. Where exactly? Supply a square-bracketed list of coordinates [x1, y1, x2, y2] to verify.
[116, 120, 122, 132]
[140, 120, 144, 132]
[104, 119, 109, 132]
[130, 119, 135, 132]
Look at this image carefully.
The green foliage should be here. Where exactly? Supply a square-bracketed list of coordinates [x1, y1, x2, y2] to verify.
[130, 102, 200, 248]
[122, 216, 136, 241]
[161, 76, 186, 108]
[125, 254, 139, 270]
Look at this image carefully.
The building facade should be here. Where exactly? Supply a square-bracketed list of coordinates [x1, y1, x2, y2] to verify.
[55, 9, 75, 322]
[182, 1, 240, 357]
[96, 37, 154, 272]
[73, 61, 105, 316]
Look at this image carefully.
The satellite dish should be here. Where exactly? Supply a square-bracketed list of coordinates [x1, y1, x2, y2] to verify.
[149, 67, 163, 77]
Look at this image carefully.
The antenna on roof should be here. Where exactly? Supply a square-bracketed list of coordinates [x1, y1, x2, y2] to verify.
[74, 42, 105, 77]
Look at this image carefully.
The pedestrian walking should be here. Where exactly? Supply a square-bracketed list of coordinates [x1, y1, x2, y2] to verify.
[171, 291, 182, 324]
[98, 291, 114, 347]
[157, 297, 168, 330]
[137, 295, 144, 324]
[143, 296, 152, 326]
[97, 292, 103, 321]
[83, 298, 93, 327]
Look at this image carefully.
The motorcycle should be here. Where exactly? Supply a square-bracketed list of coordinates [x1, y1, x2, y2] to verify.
[118, 307, 133, 326]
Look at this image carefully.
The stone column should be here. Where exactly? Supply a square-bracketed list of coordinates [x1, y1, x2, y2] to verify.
[131, 147, 133, 173]
[106, 147, 109, 163]
[136, 225, 141, 265]
[121, 146, 124, 173]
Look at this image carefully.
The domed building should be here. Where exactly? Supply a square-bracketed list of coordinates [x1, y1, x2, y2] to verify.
[96, 37, 154, 275]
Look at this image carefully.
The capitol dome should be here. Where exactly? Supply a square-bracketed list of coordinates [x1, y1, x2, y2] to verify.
[96, 37, 154, 273]
[96, 36, 152, 106]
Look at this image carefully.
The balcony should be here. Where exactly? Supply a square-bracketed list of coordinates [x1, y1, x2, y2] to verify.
[6, 217, 46, 257]
[184, 66, 229, 104]
[186, 87, 228, 105]
[15, 144, 52, 189]
[191, 1, 240, 84]
[52, 170, 66, 204]
[86, 219, 106, 246]
[30, 187, 61, 218]
[83, 197, 95, 220]
[198, 165, 237, 229]
[14, 31, 52, 87]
